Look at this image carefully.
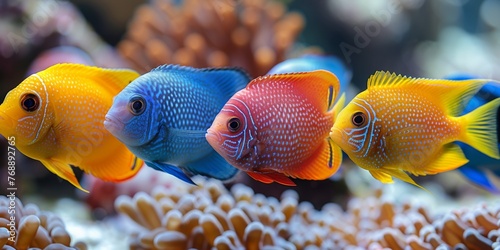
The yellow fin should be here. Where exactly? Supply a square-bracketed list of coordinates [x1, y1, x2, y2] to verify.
[383, 168, 428, 191]
[40, 63, 140, 93]
[408, 143, 468, 176]
[460, 98, 500, 159]
[287, 138, 342, 180]
[41, 160, 87, 192]
[369, 170, 394, 184]
[249, 70, 340, 112]
[84, 144, 144, 183]
[367, 71, 491, 116]
[332, 92, 346, 118]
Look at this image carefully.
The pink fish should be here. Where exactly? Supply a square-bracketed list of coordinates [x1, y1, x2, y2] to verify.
[206, 70, 344, 185]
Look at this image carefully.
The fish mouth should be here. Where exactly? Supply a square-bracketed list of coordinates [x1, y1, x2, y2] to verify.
[104, 114, 125, 135]
[206, 128, 222, 145]
[329, 127, 346, 144]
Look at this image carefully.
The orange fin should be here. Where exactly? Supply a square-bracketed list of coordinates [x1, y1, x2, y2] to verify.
[407, 143, 468, 176]
[85, 144, 144, 183]
[288, 137, 342, 180]
[40, 63, 140, 94]
[41, 160, 87, 192]
[248, 70, 340, 112]
[247, 172, 296, 186]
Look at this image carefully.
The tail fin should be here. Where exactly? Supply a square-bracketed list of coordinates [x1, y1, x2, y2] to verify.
[460, 98, 500, 159]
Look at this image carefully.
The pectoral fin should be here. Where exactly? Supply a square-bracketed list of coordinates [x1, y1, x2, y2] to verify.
[41, 160, 87, 192]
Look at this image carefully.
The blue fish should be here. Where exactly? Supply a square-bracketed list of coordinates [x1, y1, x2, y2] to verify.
[447, 74, 500, 193]
[267, 54, 352, 101]
[104, 65, 250, 184]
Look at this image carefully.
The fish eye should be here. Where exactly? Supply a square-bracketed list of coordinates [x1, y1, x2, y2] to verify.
[227, 117, 241, 132]
[128, 97, 146, 115]
[351, 112, 366, 127]
[20, 93, 40, 112]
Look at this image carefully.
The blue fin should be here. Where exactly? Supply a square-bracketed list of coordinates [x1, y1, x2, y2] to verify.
[145, 161, 196, 185]
[151, 64, 250, 100]
[457, 164, 499, 193]
[183, 151, 240, 181]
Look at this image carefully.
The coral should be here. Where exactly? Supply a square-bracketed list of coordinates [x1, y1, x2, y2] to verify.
[117, 0, 306, 77]
[0, 196, 86, 250]
[116, 178, 500, 249]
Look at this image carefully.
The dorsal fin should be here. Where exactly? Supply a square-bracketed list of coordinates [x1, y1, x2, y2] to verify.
[151, 64, 251, 100]
[41, 63, 140, 94]
[367, 71, 494, 116]
[248, 70, 340, 112]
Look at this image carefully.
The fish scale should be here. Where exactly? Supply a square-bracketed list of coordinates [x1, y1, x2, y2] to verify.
[105, 64, 250, 184]
[248, 91, 327, 170]
[371, 90, 459, 165]
[330, 71, 500, 189]
[0, 64, 143, 192]
[207, 70, 344, 185]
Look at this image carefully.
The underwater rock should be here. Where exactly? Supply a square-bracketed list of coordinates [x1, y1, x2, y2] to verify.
[115, 177, 500, 249]
[0, 195, 86, 250]
[117, 0, 305, 77]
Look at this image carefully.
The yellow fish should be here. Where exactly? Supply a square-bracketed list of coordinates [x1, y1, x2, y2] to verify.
[330, 71, 500, 189]
[0, 64, 143, 192]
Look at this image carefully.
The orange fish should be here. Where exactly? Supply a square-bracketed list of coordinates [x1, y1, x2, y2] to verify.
[206, 70, 344, 185]
[0, 64, 143, 192]
[330, 71, 500, 189]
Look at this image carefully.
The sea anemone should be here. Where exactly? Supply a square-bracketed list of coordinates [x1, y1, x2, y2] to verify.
[0, 195, 86, 250]
[117, 0, 306, 77]
[115, 178, 500, 249]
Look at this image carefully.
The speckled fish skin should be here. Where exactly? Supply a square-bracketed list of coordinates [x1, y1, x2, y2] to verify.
[330, 71, 500, 189]
[206, 70, 343, 186]
[104, 64, 250, 184]
[0, 63, 143, 192]
[447, 74, 500, 193]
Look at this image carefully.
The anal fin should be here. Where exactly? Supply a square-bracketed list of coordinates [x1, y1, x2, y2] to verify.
[146, 161, 196, 185]
[41, 160, 87, 192]
[288, 137, 342, 180]
[247, 171, 296, 186]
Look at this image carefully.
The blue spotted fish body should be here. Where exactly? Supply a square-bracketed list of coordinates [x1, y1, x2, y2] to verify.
[104, 65, 250, 184]
[447, 74, 500, 192]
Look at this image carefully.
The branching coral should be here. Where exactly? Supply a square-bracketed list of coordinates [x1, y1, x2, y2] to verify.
[117, 0, 305, 77]
[116, 178, 500, 249]
[0, 196, 86, 250]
